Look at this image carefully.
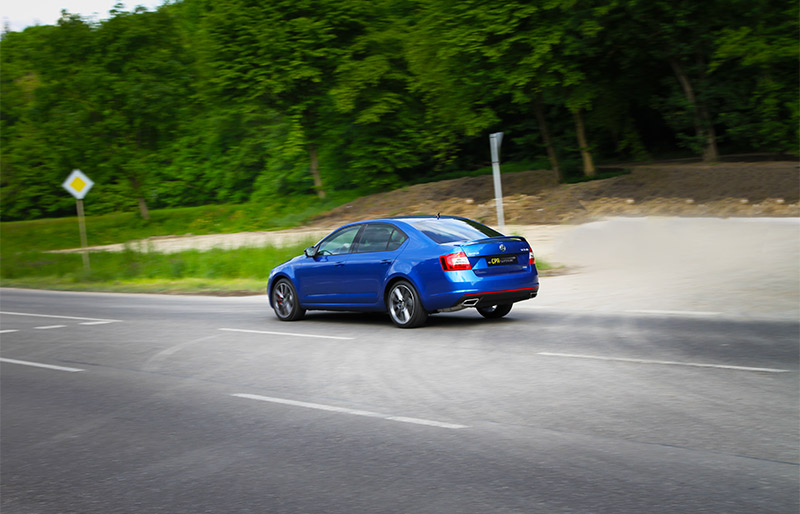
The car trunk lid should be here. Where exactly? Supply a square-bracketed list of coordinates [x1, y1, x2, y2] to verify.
[457, 236, 532, 276]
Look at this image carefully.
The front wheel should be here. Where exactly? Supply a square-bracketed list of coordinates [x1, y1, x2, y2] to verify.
[387, 281, 428, 328]
[271, 278, 305, 321]
[477, 303, 513, 319]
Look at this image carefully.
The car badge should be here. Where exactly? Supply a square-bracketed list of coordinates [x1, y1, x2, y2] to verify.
[499, 244, 506, 253]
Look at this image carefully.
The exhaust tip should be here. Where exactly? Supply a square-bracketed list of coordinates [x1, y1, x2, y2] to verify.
[462, 298, 480, 307]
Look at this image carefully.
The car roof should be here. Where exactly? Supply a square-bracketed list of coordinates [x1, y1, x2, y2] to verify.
[355, 215, 470, 223]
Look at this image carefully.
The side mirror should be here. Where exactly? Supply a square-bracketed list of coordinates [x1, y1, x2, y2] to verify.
[304, 246, 318, 258]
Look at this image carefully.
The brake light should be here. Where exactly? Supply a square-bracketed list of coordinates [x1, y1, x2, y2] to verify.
[528, 249, 535, 265]
[440, 252, 472, 271]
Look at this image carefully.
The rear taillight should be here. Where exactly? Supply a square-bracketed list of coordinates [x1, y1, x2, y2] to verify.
[440, 252, 472, 271]
[528, 249, 535, 265]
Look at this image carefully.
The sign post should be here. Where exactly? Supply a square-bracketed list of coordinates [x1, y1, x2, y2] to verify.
[62, 169, 94, 271]
[489, 132, 505, 231]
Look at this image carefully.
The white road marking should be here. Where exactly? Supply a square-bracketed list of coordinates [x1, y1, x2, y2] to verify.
[143, 335, 220, 372]
[626, 309, 722, 317]
[0, 311, 121, 323]
[79, 321, 114, 326]
[0, 330, 19, 334]
[34, 325, 67, 330]
[537, 352, 791, 373]
[0, 358, 84, 373]
[219, 328, 354, 340]
[232, 393, 468, 430]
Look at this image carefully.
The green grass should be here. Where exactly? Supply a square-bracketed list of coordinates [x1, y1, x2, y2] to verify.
[0, 242, 317, 295]
[0, 193, 348, 294]
[0, 277, 270, 295]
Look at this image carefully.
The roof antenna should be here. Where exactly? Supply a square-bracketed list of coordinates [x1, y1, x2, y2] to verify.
[437, 212, 440, 219]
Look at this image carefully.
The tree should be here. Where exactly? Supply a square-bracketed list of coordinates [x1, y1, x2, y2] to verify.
[87, 6, 195, 218]
[605, 0, 730, 161]
[199, 0, 378, 199]
[0, 17, 97, 220]
[710, 0, 799, 153]
[328, 0, 430, 188]
[407, 0, 607, 178]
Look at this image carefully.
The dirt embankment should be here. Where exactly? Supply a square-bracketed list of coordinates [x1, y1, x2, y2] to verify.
[312, 161, 799, 226]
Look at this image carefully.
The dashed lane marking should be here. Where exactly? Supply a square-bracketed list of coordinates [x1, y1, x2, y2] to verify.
[219, 328, 354, 341]
[34, 325, 67, 330]
[232, 393, 468, 430]
[537, 352, 792, 373]
[0, 330, 19, 334]
[626, 309, 722, 317]
[0, 311, 122, 323]
[0, 358, 84, 373]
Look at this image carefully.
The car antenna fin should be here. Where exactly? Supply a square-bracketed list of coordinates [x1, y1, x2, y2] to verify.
[437, 212, 440, 219]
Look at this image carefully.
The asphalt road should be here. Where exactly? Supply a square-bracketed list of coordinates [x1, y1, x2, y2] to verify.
[1, 288, 798, 513]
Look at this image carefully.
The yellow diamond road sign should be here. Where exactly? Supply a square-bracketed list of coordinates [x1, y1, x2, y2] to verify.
[63, 169, 94, 200]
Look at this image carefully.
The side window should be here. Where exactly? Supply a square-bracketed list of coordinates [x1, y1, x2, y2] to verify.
[317, 225, 362, 256]
[386, 228, 408, 251]
[355, 224, 394, 253]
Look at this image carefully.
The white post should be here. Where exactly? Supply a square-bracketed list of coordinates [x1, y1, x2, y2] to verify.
[76, 199, 90, 271]
[62, 169, 94, 272]
[489, 132, 505, 231]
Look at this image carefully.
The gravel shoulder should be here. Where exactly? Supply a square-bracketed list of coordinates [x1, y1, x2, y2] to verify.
[523, 217, 800, 320]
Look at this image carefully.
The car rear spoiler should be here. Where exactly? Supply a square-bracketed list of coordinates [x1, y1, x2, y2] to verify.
[460, 236, 527, 246]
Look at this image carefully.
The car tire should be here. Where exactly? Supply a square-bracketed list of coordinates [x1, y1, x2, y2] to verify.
[477, 303, 513, 319]
[387, 280, 428, 328]
[271, 278, 305, 321]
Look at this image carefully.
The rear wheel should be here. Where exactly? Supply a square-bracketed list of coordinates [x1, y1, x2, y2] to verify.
[477, 303, 513, 319]
[387, 280, 428, 328]
[272, 278, 305, 321]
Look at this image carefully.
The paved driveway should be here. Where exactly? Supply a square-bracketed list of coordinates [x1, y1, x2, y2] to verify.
[523, 217, 800, 320]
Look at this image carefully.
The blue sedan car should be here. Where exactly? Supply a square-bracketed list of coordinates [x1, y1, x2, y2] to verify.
[267, 216, 539, 328]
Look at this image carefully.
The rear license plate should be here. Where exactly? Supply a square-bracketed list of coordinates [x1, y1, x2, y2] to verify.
[486, 255, 518, 266]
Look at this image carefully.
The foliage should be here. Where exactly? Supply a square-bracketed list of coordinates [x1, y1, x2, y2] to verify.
[1, 0, 796, 221]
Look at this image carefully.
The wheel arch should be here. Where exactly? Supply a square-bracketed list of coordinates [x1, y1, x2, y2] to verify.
[383, 274, 425, 312]
[268, 273, 293, 308]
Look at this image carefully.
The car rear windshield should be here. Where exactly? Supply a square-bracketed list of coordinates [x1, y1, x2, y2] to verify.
[409, 218, 503, 244]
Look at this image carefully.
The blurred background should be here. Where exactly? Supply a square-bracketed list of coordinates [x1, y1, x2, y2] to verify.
[1, 0, 797, 221]
[1, 0, 797, 294]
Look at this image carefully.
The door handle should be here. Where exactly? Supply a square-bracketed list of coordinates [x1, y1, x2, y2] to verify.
[381, 259, 392, 265]
[335, 261, 346, 267]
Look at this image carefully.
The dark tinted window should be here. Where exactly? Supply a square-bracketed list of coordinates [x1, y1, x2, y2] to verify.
[386, 228, 408, 251]
[355, 224, 407, 253]
[409, 218, 503, 244]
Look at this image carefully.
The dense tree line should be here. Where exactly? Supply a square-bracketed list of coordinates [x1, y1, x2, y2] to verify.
[1, 0, 796, 221]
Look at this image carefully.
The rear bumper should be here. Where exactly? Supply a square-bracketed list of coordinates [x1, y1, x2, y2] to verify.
[451, 286, 539, 309]
[416, 261, 539, 312]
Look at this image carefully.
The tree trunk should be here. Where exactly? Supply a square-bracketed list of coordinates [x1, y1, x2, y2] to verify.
[309, 144, 326, 199]
[137, 196, 150, 220]
[573, 109, 596, 177]
[533, 94, 562, 182]
[669, 58, 718, 162]
[131, 177, 150, 220]
[695, 52, 719, 161]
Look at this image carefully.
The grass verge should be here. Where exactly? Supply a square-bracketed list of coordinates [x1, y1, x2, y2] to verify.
[0, 242, 316, 295]
[0, 277, 268, 296]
